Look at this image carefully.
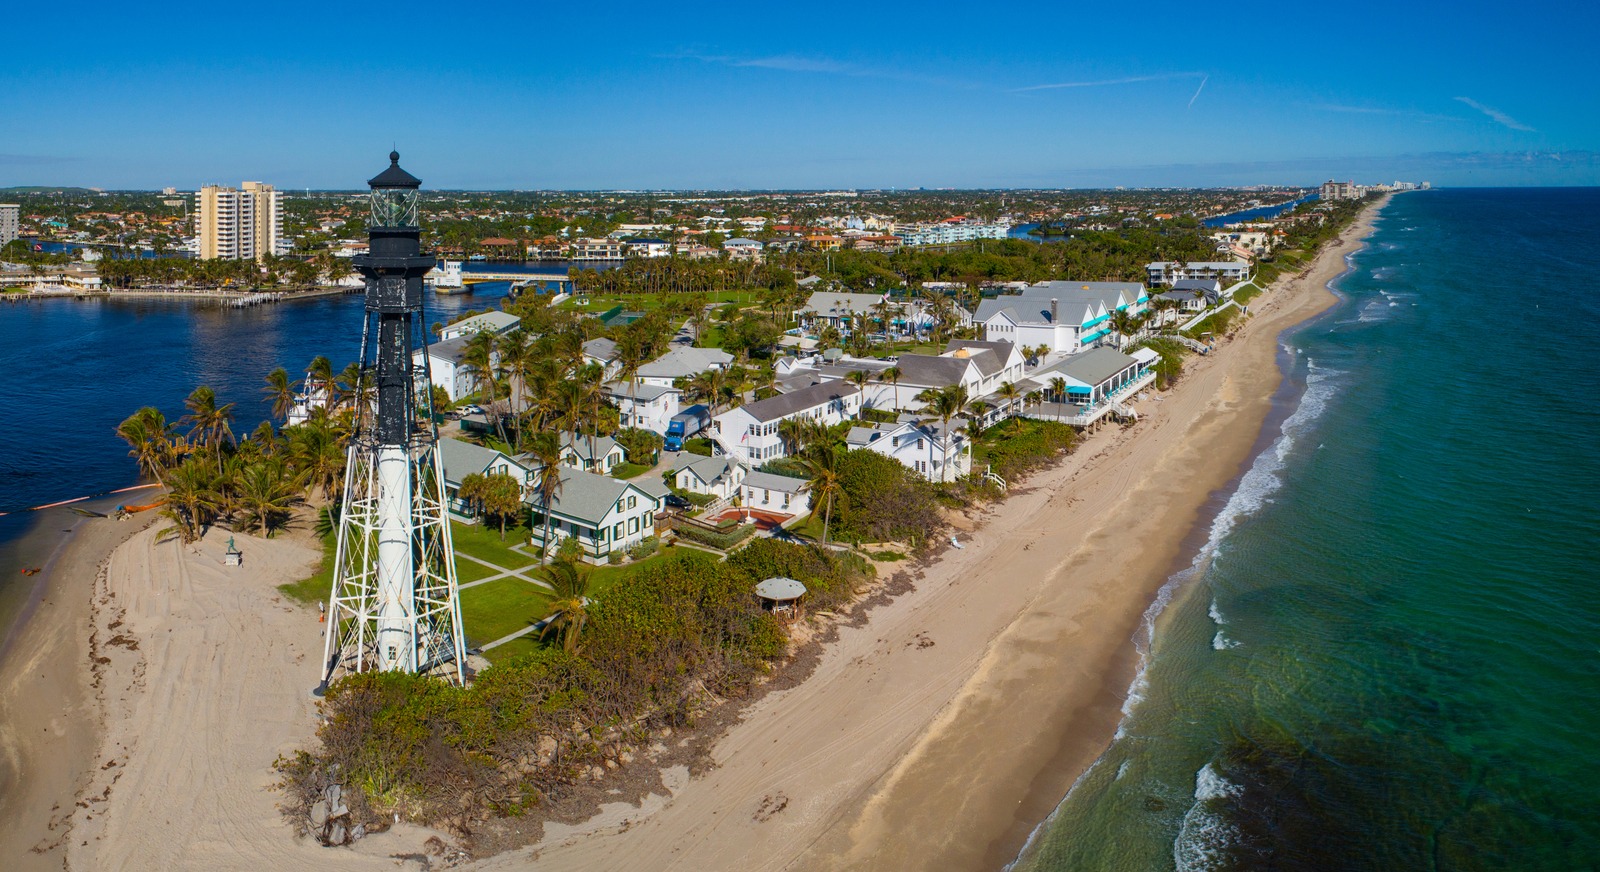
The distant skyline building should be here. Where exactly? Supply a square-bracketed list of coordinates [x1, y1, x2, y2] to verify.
[0, 204, 18, 247]
[195, 181, 283, 260]
[1319, 179, 1362, 201]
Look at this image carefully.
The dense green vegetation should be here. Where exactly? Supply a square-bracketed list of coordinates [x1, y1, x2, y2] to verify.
[277, 544, 871, 833]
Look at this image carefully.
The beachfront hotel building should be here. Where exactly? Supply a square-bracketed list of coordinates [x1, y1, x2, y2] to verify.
[0, 203, 18, 247]
[195, 181, 283, 261]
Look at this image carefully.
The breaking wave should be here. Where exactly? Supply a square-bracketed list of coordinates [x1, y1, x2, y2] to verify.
[1173, 763, 1246, 871]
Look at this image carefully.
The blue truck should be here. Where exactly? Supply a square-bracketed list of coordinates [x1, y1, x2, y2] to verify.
[664, 404, 712, 452]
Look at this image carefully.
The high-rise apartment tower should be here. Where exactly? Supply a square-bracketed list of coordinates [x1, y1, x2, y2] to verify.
[195, 181, 282, 260]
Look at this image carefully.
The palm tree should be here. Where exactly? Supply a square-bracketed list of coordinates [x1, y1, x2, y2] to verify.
[306, 355, 337, 409]
[116, 407, 177, 487]
[263, 367, 296, 424]
[878, 365, 902, 411]
[995, 381, 1022, 425]
[920, 385, 969, 483]
[496, 328, 532, 440]
[232, 458, 304, 536]
[529, 432, 564, 562]
[287, 416, 346, 499]
[1108, 309, 1138, 350]
[1049, 377, 1068, 421]
[846, 369, 870, 404]
[540, 558, 591, 653]
[615, 330, 650, 429]
[160, 460, 221, 544]
[182, 386, 235, 473]
[799, 444, 843, 546]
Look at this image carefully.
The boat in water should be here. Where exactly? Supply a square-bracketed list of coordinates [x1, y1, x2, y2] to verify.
[426, 260, 468, 294]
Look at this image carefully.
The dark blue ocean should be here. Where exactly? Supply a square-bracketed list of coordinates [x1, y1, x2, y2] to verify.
[1013, 188, 1600, 871]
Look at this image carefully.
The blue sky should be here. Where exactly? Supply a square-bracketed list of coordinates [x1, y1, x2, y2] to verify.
[3, 1, 1595, 189]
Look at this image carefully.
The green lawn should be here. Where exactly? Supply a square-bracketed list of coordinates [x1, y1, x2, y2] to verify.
[610, 461, 651, 479]
[454, 558, 499, 584]
[459, 577, 549, 649]
[1232, 282, 1264, 304]
[450, 520, 537, 570]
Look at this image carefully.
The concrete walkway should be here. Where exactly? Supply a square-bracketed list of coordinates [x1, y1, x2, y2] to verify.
[456, 551, 553, 592]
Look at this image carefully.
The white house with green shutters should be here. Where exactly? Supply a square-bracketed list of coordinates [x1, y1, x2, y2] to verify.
[437, 437, 537, 520]
[526, 468, 669, 564]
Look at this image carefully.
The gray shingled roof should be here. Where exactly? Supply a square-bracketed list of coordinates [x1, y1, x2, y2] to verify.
[943, 342, 1009, 378]
[561, 432, 622, 462]
[583, 337, 618, 361]
[533, 468, 657, 524]
[446, 310, 521, 336]
[637, 346, 734, 379]
[892, 354, 972, 389]
[738, 381, 859, 423]
[743, 471, 809, 492]
[674, 454, 741, 484]
[603, 380, 677, 402]
[438, 438, 512, 486]
[974, 297, 1096, 327]
[421, 335, 473, 365]
[1050, 347, 1138, 387]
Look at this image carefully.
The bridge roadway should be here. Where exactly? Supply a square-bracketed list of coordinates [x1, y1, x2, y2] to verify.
[458, 270, 573, 285]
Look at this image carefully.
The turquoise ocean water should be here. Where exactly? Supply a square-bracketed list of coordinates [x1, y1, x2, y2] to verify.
[1012, 188, 1600, 871]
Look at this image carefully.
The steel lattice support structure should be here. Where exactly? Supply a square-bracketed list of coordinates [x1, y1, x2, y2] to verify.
[318, 153, 466, 690]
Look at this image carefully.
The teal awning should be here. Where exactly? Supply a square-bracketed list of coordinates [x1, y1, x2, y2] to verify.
[1066, 386, 1091, 394]
[1081, 328, 1111, 343]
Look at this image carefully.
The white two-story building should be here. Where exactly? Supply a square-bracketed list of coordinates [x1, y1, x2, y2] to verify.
[847, 418, 972, 483]
[975, 282, 1148, 357]
[604, 381, 681, 435]
[1146, 261, 1250, 287]
[712, 380, 862, 463]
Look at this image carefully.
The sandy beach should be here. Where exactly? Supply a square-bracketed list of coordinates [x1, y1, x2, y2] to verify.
[0, 505, 156, 872]
[58, 523, 451, 870]
[1, 196, 1384, 871]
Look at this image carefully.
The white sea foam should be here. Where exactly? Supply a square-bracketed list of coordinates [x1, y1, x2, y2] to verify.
[1006, 358, 1345, 870]
[1208, 599, 1226, 625]
[1356, 301, 1391, 323]
[1173, 763, 1245, 872]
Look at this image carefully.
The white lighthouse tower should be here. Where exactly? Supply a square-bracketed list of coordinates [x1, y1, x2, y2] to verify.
[318, 152, 467, 690]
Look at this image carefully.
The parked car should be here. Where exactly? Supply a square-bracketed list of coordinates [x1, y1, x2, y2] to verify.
[663, 494, 691, 510]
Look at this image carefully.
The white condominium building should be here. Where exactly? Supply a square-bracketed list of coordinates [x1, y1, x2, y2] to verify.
[195, 181, 283, 261]
[895, 220, 1010, 246]
[0, 204, 18, 247]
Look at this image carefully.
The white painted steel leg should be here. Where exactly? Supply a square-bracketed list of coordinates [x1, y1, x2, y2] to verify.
[375, 445, 415, 672]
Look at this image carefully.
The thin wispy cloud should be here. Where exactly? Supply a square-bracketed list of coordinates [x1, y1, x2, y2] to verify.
[1453, 97, 1535, 132]
[665, 50, 968, 88]
[1012, 72, 1205, 93]
[1187, 75, 1208, 109]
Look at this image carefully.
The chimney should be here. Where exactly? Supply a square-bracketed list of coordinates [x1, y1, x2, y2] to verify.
[1050, 298, 1058, 323]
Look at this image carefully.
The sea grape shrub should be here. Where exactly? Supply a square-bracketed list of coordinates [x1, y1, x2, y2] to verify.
[983, 421, 1076, 482]
[727, 539, 874, 612]
[284, 547, 859, 829]
[1134, 338, 1187, 389]
[832, 450, 944, 546]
